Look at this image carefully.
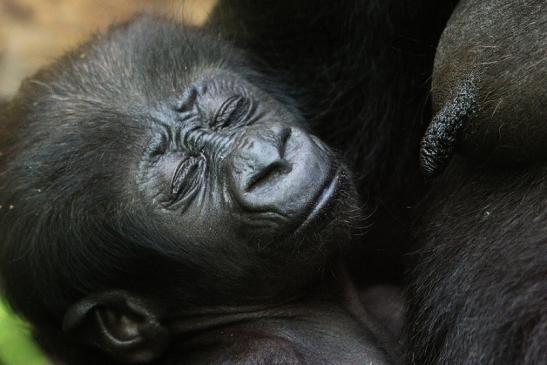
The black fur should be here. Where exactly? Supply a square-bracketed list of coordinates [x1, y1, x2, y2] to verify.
[407, 0, 547, 363]
[407, 158, 547, 364]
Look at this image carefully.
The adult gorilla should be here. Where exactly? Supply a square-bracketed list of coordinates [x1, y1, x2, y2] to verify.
[410, 0, 547, 364]
[0, 1, 459, 365]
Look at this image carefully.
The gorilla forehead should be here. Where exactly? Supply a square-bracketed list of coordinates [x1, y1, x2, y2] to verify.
[88, 16, 250, 103]
[19, 16, 251, 124]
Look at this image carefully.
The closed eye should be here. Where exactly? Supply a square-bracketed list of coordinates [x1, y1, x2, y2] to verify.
[170, 156, 204, 203]
[211, 95, 250, 130]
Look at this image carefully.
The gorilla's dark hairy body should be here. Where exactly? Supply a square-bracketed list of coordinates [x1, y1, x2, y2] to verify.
[410, 0, 547, 364]
[0, 0, 545, 364]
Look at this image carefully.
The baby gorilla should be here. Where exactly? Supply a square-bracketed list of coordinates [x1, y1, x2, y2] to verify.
[0, 16, 399, 365]
[420, 0, 547, 176]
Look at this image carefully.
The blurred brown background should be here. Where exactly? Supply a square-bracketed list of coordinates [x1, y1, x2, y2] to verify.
[0, 0, 217, 99]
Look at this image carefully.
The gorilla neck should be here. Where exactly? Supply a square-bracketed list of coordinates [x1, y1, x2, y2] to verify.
[168, 261, 357, 333]
[166, 264, 401, 365]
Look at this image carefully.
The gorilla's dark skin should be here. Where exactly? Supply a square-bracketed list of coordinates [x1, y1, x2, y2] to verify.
[420, 0, 547, 176]
[407, 1, 547, 364]
[0, 1, 460, 364]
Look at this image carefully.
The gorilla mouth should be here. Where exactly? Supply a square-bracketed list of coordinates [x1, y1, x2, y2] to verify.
[294, 169, 341, 234]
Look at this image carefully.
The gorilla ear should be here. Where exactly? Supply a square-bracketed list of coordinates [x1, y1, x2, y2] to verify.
[63, 291, 170, 363]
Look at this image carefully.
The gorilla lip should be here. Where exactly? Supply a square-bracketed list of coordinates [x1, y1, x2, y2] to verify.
[295, 170, 340, 234]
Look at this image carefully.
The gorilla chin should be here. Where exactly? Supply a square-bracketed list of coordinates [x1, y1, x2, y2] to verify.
[281, 164, 361, 253]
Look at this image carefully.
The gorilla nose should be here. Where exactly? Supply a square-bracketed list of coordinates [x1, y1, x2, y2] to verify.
[244, 152, 292, 192]
[231, 125, 292, 194]
[228, 124, 334, 223]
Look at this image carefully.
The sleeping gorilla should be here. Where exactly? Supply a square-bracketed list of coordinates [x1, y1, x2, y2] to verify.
[0, 1, 461, 365]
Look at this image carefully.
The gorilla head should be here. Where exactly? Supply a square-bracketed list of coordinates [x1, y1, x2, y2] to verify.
[0, 16, 388, 365]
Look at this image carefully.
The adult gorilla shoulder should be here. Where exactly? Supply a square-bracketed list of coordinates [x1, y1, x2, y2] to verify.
[409, 0, 547, 364]
[420, 0, 547, 176]
[0, 15, 396, 365]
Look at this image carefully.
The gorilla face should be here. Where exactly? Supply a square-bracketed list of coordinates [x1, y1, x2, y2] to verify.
[142, 75, 339, 238]
[133, 70, 359, 300]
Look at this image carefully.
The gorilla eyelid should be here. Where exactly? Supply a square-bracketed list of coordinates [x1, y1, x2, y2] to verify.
[211, 95, 250, 130]
[170, 156, 203, 201]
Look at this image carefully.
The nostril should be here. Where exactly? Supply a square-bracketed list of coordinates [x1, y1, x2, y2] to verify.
[232, 125, 294, 195]
[245, 158, 292, 192]
[279, 127, 292, 158]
